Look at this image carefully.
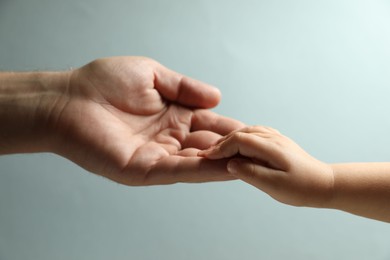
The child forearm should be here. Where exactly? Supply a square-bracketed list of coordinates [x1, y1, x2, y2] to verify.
[329, 163, 390, 222]
[199, 126, 390, 223]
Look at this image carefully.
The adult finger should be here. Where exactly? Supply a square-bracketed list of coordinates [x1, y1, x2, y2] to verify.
[182, 130, 222, 150]
[122, 156, 237, 186]
[153, 62, 221, 109]
[191, 109, 246, 136]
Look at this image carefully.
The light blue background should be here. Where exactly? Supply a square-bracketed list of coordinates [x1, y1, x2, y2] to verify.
[1, 0, 390, 259]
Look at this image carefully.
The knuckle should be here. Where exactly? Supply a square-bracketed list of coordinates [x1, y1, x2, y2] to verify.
[247, 125, 281, 135]
[272, 138, 284, 148]
[246, 162, 257, 181]
[232, 131, 244, 142]
[265, 126, 280, 133]
[250, 125, 266, 132]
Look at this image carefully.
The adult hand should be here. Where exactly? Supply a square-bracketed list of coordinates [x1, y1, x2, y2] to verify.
[47, 57, 244, 185]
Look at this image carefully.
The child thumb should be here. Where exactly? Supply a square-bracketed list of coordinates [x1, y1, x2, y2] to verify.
[227, 158, 272, 188]
[227, 158, 256, 179]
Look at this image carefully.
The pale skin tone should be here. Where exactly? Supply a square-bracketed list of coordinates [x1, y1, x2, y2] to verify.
[3, 57, 389, 223]
[0, 56, 244, 185]
[199, 126, 390, 223]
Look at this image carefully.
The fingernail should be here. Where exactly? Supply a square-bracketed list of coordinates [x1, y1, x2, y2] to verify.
[227, 160, 239, 173]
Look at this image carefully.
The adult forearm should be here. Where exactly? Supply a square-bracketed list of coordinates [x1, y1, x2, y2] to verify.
[0, 71, 69, 154]
[328, 163, 390, 222]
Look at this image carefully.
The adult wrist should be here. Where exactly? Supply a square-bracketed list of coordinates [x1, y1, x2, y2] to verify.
[0, 71, 71, 154]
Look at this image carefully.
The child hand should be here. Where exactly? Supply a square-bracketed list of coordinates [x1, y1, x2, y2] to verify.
[198, 126, 335, 207]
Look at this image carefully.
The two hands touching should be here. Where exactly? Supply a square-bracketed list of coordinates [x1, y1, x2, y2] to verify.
[0, 56, 244, 185]
[199, 126, 334, 208]
[1, 56, 390, 222]
[199, 126, 390, 223]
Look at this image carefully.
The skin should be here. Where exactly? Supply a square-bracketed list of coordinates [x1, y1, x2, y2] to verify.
[199, 126, 390, 222]
[0, 56, 245, 185]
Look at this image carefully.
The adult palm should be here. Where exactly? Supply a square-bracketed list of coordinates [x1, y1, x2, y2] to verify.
[52, 57, 244, 185]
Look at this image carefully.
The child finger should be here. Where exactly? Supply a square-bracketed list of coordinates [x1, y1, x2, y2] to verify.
[200, 132, 288, 170]
[212, 125, 279, 147]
